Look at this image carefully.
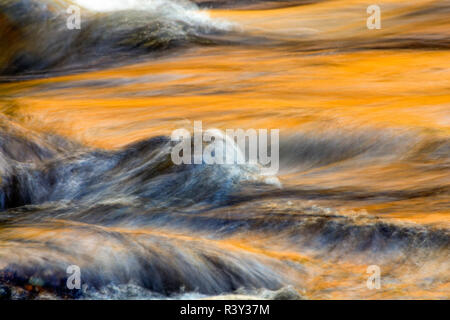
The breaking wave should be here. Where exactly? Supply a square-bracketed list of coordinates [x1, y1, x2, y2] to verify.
[0, 115, 448, 299]
[0, 0, 234, 76]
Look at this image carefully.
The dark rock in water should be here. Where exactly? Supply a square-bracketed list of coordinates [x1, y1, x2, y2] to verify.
[29, 277, 45, 288]
[11, 286, 31, 300]
[0, 285, 11, 300]
[270, 286, 305, 300]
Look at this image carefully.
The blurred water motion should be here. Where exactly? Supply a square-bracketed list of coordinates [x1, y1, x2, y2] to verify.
[0, 0, 448, 299]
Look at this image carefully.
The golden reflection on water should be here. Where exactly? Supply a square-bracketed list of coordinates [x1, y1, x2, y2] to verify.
[2, 49, 449, 145]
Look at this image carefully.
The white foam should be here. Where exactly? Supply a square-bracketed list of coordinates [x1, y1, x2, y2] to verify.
[72, 0, 233, 31]
[200, 128, 282, 187]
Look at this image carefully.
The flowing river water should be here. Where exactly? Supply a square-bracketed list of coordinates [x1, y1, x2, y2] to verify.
[0, 0, 449, 299]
